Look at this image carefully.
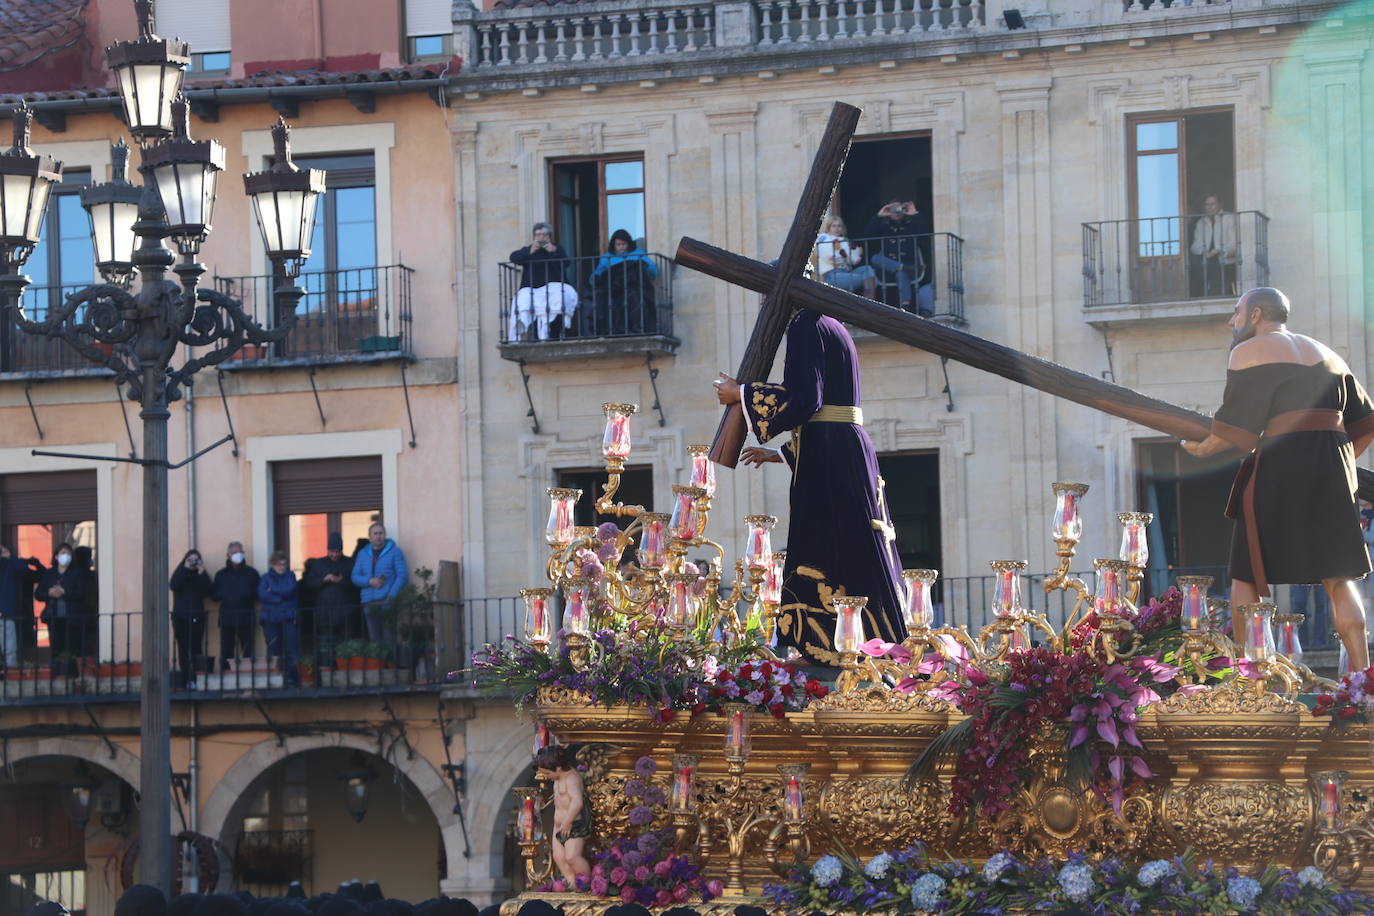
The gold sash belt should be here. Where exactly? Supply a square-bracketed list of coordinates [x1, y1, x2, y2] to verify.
[809, 405, 863, 425]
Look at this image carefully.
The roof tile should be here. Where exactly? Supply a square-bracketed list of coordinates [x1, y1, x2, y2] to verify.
[0, 0, 87, 70]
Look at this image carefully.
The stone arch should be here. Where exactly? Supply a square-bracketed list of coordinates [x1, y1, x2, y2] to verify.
[199, 732, 460, 864]
[2, 736, 141, 790]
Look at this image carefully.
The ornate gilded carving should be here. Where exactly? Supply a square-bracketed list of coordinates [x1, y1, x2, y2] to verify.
[1153, 680, 1306, 716]
[818, 776, 949, 855]
[809, 685, 953, 714]
[1161, 781, 1311, 869]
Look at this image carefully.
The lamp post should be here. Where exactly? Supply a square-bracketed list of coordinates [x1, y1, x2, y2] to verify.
[0, 0, 322, 893]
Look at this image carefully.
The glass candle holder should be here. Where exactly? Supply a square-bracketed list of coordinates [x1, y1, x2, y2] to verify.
[637, 512, 671, 570]
[1310, 770, 1348, 831]
[902, 569, 938, 630]
[1275, 612, 1304, 663]
[601, 402, 636, 461]
[1051, 482, 1088, 543]
[989, 561, 1026, 618]
[723, 703, 752, 760]
[513, 786, 541, 843]
[663, 572, 698, 630]
[1239, 602, 1276, 662]
[562, 576, 594, 636]
[521, 587, 554, 649]
[545, 487, 581, 546]
[744, 515, 776, 571]
[669, 485, 706, 541]
[778, 763, 809, 824]
[687, 444, 717, 497]
[1118, 512, 1152, 568]
[1176, 575, 1213, 632]
[1093, 559, 1129, 619]
[671, 753, 700, 812]
[761, 552, 785, 606]
[532, 722, 552, 756]
[832, 596, 869, 654]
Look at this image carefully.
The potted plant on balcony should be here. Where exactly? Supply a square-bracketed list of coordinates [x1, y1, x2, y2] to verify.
[358, 334, 402, 353]
[362, 641, 389, 670]
[393, 566, 437, 682]
[296, 657, 316, 688]
[334, 639, 365, 672]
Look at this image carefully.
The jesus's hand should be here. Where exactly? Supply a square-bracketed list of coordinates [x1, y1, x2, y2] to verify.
[741, 447, 783, 467]
[713, 373, 741, 406]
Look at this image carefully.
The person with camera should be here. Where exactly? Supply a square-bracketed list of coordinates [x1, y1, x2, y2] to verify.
[507, 221, 579, 341]
[169, 548, 213, 688]
[863, 199, 934, 316]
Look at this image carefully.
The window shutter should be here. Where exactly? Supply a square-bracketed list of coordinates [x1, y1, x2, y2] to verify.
[271, 457, 383, 515]
[0, 471, 98, 525]
[154, 0, 232, 53]
[405, 0, 452, 36]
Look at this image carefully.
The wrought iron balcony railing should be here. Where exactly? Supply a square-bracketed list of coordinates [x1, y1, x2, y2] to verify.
[212, 264, 414, 365]
[813, 230, 965, 324]
[1, 283, 117, 375]
[234, 829, 312, 896]
[497, 251, 676, 346]
[1081, 211, 1269, 308]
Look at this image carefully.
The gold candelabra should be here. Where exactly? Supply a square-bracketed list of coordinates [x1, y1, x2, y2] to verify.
[1312, 770, 1374, 885]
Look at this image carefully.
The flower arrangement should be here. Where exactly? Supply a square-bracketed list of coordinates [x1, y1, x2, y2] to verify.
[909, 588, 1217, 818]
[1312, 666, 1374, 725]
[764, 844, 1373, 915]
[706, 658, 829, 719]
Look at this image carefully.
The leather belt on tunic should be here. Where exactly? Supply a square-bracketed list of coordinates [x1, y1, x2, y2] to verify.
[1229, 408, 1345, 598]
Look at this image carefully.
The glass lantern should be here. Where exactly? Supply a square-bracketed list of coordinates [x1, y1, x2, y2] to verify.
[669, 485, 705, 541]
[1275, 612, 1304, 663]
[1310, 770, 1348, 832]
[663, 572, 698, 631]
[0, 108, 63, 268]
[243, 118, 325, 278]
[671, 753, 700, 813]
[1093, 559, 1128, 619]
[562, 576, 594, 636]
[1240, 602, 1276, 662]
[778, 763, 809, 824]
[760, 552, 785, 606]
[636, 512, 671, 570]
[744, 515, 776, 571]
[723, 703, 752, 761]
[104, 0, 190, 143]
[1176, 575, 1213, 632]
[80, 139, 141, 283]
[545, 487, 580, 546]
[1118, 512, 1151, 568]
[520, 587, 554, 649]
[1051, 482, 1088, 543]
[989, 561, 1026, 618]
[902, 569, 937, 630]
[513, 786, 541, 843]
[687, 444, 717, 497]
[832, 596, 868, 654]
[139, 98, 225, 255]
[601, 402, 636, 462]
[532, 722, 552, 756]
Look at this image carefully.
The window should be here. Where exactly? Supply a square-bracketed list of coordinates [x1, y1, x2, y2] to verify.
[157, 0, 231, 74]
[877, 452, 942, 622]
[23, 169, 92, 311]
[549, 157, 645, 260]
[271, 457, 382, 575]
[556, 466, 653, 530]
[408, 35, 450, 60]
[405, 0, 453, 60]
[190, 51, 231, 73]
[1134, 440, 1236, 598]
[1127, 110, 1235, 301]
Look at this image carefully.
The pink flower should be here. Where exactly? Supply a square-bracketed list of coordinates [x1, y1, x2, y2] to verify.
[673, 885, 692, 902]
[654, 889, 673, 906]
[706, 879, 724, 897]
[620, 887, 636, 904]
[610, 866, 628, 885]
[591, 875, 609, 896]
[592, 864, 604, 877]
[634, 865, 651, 882]
[551, 880, 566, 893]
[654, 860, 672, 876]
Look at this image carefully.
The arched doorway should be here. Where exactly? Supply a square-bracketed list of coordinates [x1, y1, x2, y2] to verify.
[0, 755, 138, 916]
[217, 748, 444, 901]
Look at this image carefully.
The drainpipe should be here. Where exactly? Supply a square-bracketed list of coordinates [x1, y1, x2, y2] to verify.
[188, 702, 200, 892]
[185, 347, 196, 547]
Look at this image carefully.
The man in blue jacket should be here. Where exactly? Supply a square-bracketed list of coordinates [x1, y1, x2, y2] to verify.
[351, 522, 407, 653]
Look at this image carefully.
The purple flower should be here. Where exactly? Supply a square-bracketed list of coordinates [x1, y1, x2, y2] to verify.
[634, 756, 657, 777]
[745, 690, 765, 705]
[628, 805, 654, 825]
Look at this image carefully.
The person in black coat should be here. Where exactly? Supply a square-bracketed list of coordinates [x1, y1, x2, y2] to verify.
[301, 532, 359, 667]
[507, 222, 579, 341]
[863, 199, 934, 316]
[169, 548, 213, 688]
[34, 543, 88, 675]
[0, 543, 42, 670]
[212, 541, 260, 673]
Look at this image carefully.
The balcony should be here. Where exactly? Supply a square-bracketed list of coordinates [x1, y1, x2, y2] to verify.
[497, 252, 679, 363]
[1080, 211, 1269, 325]
[814, 231, 965, 330]
[212, 264, 414, 368]
[1, 284, 118, 378]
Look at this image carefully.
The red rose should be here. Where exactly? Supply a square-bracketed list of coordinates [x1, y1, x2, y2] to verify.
[718, 671, 732, 682]
[657, 707, 676, 723]
[804, 678, 823, 696]
[769, 703, 785, 719]
[711, 686, 726, 698]
[1338, 706, 1360, 719]
[781, 684, 795, 697]
[692, 702, 706, 715]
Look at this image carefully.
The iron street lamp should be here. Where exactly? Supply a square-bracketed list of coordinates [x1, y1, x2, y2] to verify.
[61, 762, 101, 830]
[81, 139, 142, 285]
[342, 752, 379, 824]
[244, 118, 325, 280]
[0, 0, 323, 894]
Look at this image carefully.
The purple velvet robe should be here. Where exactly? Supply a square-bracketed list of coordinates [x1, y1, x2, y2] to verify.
[742, 309, 907, 661]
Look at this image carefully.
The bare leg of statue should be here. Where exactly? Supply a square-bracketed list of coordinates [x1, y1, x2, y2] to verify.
[1323, 577, 1370, 671]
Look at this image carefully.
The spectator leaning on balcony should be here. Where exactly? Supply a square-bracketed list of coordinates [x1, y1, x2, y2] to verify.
[302, 532, 359, 667]
[258, 551, 301, 686]
[864, 199, 933, 317]
[169, 549, 213, 689]
[34, 543, 88, 675]
[1190, 193, 1240, 298]
[588, 228, 658, 334]
[508, 222, 579, 341]
[212, 542, 260, 673]
[815, 216, 877, 300]
[352, 522, 407, 650]
[0, 543, 41, 670]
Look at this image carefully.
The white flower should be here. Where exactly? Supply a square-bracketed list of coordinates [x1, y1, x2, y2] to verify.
[1297, 866, 1327, 888]
[982, 851, 1016, 882]
[811, 855, 842, 887]
[1136, 859, 1175, 887]
[1057, 862, 1095, 902]
[863, 853, 893, 879]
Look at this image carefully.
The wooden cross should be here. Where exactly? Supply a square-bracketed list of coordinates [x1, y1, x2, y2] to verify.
[683, 105, 1374, 500]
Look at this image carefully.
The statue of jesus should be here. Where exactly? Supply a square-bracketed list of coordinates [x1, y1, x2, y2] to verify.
[714, 306, 907, 662]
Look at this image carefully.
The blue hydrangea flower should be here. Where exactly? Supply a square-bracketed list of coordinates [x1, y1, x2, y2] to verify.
[1058, 862, 1095, 902]
[811, 854, 843, 888]
[910, 873, 946, 911]
[1297, 866, 1327, 887]
[983, 851, 1016, 882]
[1136, 859, 1176, 887]
[863, 853, 893, 879]
[1227, 876, 1262, 909]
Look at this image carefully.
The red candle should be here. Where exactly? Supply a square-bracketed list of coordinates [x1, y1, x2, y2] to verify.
[1323, 780, 1340, 822]
[785, 776, 803, 820]
[675, 766, 693, 809]
[519, 796, 537, 842]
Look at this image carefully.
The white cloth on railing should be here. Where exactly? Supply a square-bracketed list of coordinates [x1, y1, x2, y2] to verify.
[509, 282, 580, 341]
[1190, 212, 1239, 264]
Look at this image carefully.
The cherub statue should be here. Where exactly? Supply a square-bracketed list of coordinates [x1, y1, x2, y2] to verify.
[532, 744, 594, 885]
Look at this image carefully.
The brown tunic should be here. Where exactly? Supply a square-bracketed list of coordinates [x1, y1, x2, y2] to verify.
[1211, 359, 1374, 589]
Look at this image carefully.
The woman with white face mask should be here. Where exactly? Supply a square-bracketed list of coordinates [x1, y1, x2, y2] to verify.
[34, 542, 89, 676]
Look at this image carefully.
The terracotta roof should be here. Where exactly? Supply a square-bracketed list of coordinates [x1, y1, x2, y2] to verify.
[0, 0, 89, 72]
[0, 63, 448, 105]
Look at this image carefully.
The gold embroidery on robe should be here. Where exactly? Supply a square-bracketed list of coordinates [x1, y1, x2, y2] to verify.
[746, 383, 789, 443]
